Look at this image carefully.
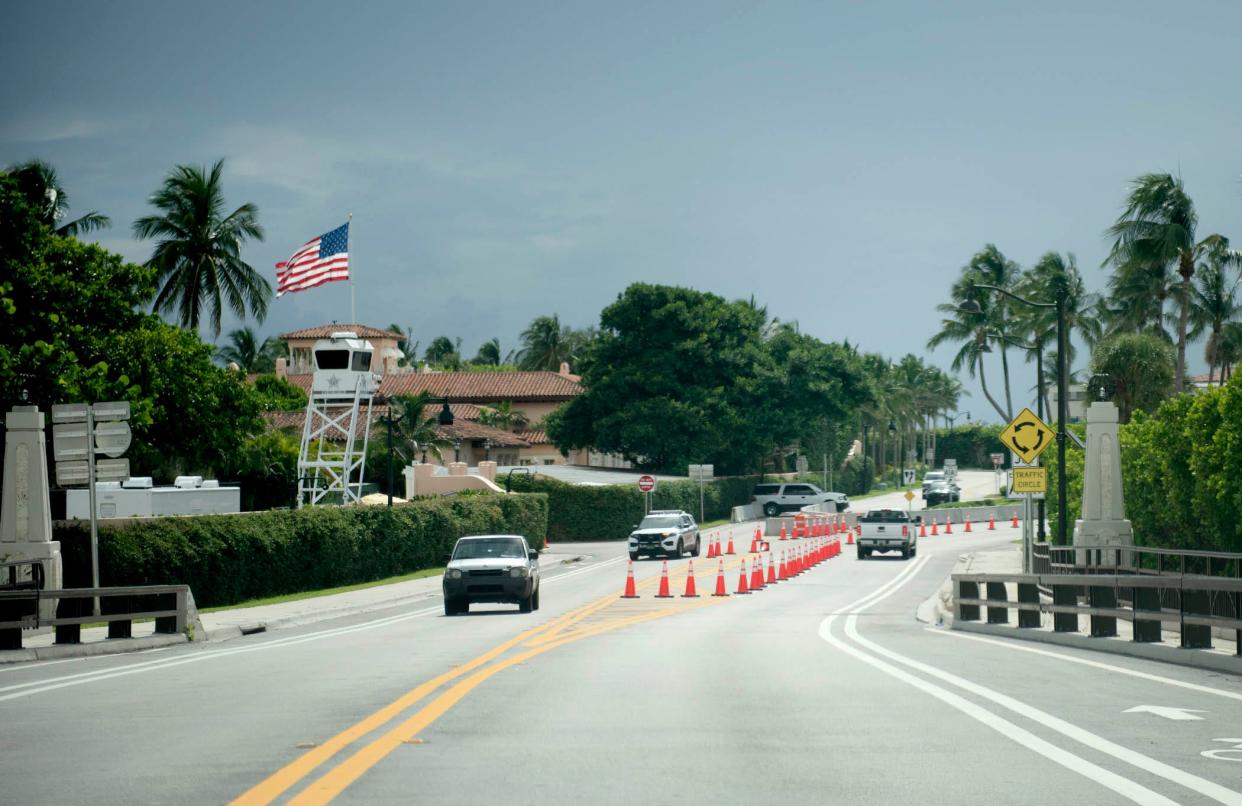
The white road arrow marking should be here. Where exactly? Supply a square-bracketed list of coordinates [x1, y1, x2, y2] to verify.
[1124, 706, 1207, 721]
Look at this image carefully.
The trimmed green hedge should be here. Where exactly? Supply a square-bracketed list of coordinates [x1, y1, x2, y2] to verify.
[932, 424, 1009, 469]
[507, 475, 763, 541]
[53, 493, 547, 608]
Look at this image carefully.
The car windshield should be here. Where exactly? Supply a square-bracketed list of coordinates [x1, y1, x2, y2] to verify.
[452, 538, 527, 560]
[924, 473, 945, 482]
[638, 515, 680, 529]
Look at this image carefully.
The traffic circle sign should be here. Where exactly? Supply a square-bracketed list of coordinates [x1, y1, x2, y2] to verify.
[638, 475, 656, 493]
[1000, 407, 1055, 464]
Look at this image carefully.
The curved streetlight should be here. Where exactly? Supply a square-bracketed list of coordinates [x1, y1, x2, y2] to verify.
[961, 284, 1069, 547]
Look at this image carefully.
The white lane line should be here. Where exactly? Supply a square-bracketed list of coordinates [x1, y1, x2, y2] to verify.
[0, 553, 627, 701]
[831, 563, 1242, 805]
[928, 628, 1242, 703]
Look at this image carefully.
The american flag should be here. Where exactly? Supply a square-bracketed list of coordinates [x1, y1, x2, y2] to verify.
[275, 223, 350, 296]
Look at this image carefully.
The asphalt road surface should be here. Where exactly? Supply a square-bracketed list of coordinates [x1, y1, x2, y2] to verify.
[4, 525, 1242, 804]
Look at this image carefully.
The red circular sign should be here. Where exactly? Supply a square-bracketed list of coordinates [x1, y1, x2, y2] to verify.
[638, 475, 656, 492]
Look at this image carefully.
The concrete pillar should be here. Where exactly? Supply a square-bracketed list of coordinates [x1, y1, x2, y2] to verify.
[478, 461, 497, 482]
[403, 463, 437, 499]
[448, 462, 468, 477]
[1073, 401, 1133, 566]
[0, 406, 63, 619]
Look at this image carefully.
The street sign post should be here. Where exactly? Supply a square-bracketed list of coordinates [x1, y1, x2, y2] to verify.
[687, 464, 714, 521]
[638, 474, 656, 515]
[999, 407, 1055, 464]
[902, 468, 916, 485]
[991, 453, 1004, 468]
[49, 401, 131, 612]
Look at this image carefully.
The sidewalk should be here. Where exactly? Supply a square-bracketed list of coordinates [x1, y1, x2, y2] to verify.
[0, 545, 592, 663]
[925, 545, 1240, 674]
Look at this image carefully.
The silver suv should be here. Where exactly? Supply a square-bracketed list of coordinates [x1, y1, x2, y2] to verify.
[752, 483, 849, 517]
[628, 510, 701, 560]
[442, 535, 540, 616]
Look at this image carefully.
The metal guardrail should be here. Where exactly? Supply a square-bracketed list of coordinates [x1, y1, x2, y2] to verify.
[954, 571, 1242, 656]
[1034, 542, 1242, 578]
[0, 581, 193, 650]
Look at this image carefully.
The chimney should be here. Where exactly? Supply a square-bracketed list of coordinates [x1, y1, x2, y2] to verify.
[275, 357, 287, 380]
[559, 361, 570, 376]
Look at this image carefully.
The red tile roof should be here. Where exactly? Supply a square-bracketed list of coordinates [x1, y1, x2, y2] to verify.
[281, 324, 399, 340]
[262, 406, 530, 447]
[278, 371, 581, 403]
[521, 430, 553, 445]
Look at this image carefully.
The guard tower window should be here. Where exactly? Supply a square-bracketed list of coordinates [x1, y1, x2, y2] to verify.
[351, 351, 372, 372]
[314, 349, 350, 370]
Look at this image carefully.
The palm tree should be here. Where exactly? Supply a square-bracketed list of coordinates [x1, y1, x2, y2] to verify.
[1102, 258, 1173, 338]
[133, 159, 269, 337]
[477, 401, 530, 431]
[424, 336, 461, 369]
[1186, 236, 1242, 382]
[6, 159, 110, 236]
[215, 327, 285, 372]
[1105, 173, 1208, 393]
[1217, 322, 1242, 382]
[474, 337, 503, 366]
[387, 324, 419, 368]
[382, 392, 453, 464]
[516, 314, 572, 370]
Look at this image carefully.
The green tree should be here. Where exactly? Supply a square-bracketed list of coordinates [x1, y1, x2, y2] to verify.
[133, 159, 270, 337]
[5, 159, 111, 236]
[1103, 173, 1230, 393]
[474, 337, 503, 366]
[477, 401, 529, 431]
[381, 392, 454, 464]
[1186, 236, 1242, 382]
[250, 374, 308, 411]
[1087, 333, 1175, 423]
[516, 314, 570, 370]
[215, 327, 286, 373]
[423, 335, 462, 369]
[1219, 322, 1242, 381]
[386, 324, 419, 368]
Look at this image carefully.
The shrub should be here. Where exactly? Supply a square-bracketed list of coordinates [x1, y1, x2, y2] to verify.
[54, 493, 547, 608]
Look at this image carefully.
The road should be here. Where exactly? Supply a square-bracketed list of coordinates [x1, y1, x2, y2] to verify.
[855, 468, 1004, 513]
[3, 524, 1242, 804]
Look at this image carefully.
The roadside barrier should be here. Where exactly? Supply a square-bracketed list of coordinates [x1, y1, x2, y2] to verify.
[682, 560, 700, 598]
[621, 561, 638, 599]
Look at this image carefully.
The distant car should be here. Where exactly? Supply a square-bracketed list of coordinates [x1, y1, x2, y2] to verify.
[752, 483, 849, 517]
[442, 534, 540, 616]
[857, 509, 918, 560]
[924, 480, 961, 507]
[628, 510, 701, 560]
[921, 471, 946, 494]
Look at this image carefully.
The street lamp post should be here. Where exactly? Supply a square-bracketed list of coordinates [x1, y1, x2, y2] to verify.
[985, 330, 1047, 541]
[963, 283, 1069, 546]
[453, 439, 461, 463]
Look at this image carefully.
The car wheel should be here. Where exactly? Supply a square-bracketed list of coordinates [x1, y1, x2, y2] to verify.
[532, 587, 540, 611]
[901, 546, 910, 560]
[669, 539, 683, 559]
[857, 547, 866, 560]
[764, 502, 780, 517]
[691, 535, 701, 557]
[444, 599, 456, 616]
[629, 552, 639, 561]
[519, 593, 533, 613]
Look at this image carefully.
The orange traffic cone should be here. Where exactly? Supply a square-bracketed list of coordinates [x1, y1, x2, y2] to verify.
[945, 516, 953, 535]
[964, 515, 972, 533]
[726, 531, 736, 554]
[655, 560, 673, 598]
[1011, 513, 1019, 528]
[919, 520, 927, 537]
[988, 514, 996, 531]
[778, 550, 788, 580]
[543, 535, 551, 550]
[621, 560, 638, 599]
[780, 524, 788, 541]
[682, 560, 700, 598]
[766, 552, 778, 584]
[749, 531, 758, 553]
[931, 517, 939, 536]
[847, 528, 854, 545]
[711, 558, 729, 597]
[750, 556, 765, 590]
[709, 536, 718, 559]
[736, 558, 751, 594]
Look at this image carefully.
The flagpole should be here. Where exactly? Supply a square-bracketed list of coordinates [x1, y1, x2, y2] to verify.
[348, 212, 355, 325]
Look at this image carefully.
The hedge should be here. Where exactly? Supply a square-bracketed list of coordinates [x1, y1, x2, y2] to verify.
[507, 475, 763, 541]
[931, 424, 1009, 469]
[53, 492, 548, 608]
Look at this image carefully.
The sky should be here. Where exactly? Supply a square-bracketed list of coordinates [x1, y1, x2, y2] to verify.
[4, 1, 1241, 423]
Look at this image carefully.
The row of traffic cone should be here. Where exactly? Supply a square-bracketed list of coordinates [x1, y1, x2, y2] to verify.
[623, 535, 844, 599]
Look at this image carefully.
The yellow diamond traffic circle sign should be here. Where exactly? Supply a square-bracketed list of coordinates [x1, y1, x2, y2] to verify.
[999, 407, 1055, 464]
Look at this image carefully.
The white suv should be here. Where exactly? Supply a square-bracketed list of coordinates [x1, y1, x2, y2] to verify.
[628, 510, 701, 560]
[752, 483, 849, 517]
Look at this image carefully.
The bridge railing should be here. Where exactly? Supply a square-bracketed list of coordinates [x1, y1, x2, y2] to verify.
[953, 571, 1242, 657]
[0, 579, 194, 650]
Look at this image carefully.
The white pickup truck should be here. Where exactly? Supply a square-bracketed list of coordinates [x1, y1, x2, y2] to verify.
[857, 509, 918, 560]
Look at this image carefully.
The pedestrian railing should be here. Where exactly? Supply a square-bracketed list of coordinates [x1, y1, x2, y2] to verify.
[954, 571, 1242, 657]
[0, 573, 195, 651]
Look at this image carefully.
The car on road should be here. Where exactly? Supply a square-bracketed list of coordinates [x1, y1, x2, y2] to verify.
[923, 480, 961, 507]
[857, 509, 918, 560]
[752, 483, 849, 517]
[628, 510, 701, 560]
[921, 471, 946, 494]
[442, 534, 540, 616]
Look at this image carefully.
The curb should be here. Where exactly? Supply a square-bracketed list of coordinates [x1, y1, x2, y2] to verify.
[0, 632, 187, 664]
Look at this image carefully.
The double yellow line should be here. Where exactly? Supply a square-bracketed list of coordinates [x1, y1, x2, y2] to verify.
[231, 560, 735, 805]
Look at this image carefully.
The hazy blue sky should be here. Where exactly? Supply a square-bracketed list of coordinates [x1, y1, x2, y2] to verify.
[4, 1, 1240, 421]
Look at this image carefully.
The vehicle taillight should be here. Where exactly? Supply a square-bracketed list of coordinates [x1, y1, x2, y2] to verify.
[902, 526, 908, 537]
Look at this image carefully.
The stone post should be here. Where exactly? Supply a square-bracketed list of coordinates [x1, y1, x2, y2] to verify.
[1072, 401, 1133, 567]
[0, 406, 63, 621]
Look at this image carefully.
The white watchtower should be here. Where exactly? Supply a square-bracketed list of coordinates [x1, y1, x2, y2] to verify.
[296, 332, 381, 507]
